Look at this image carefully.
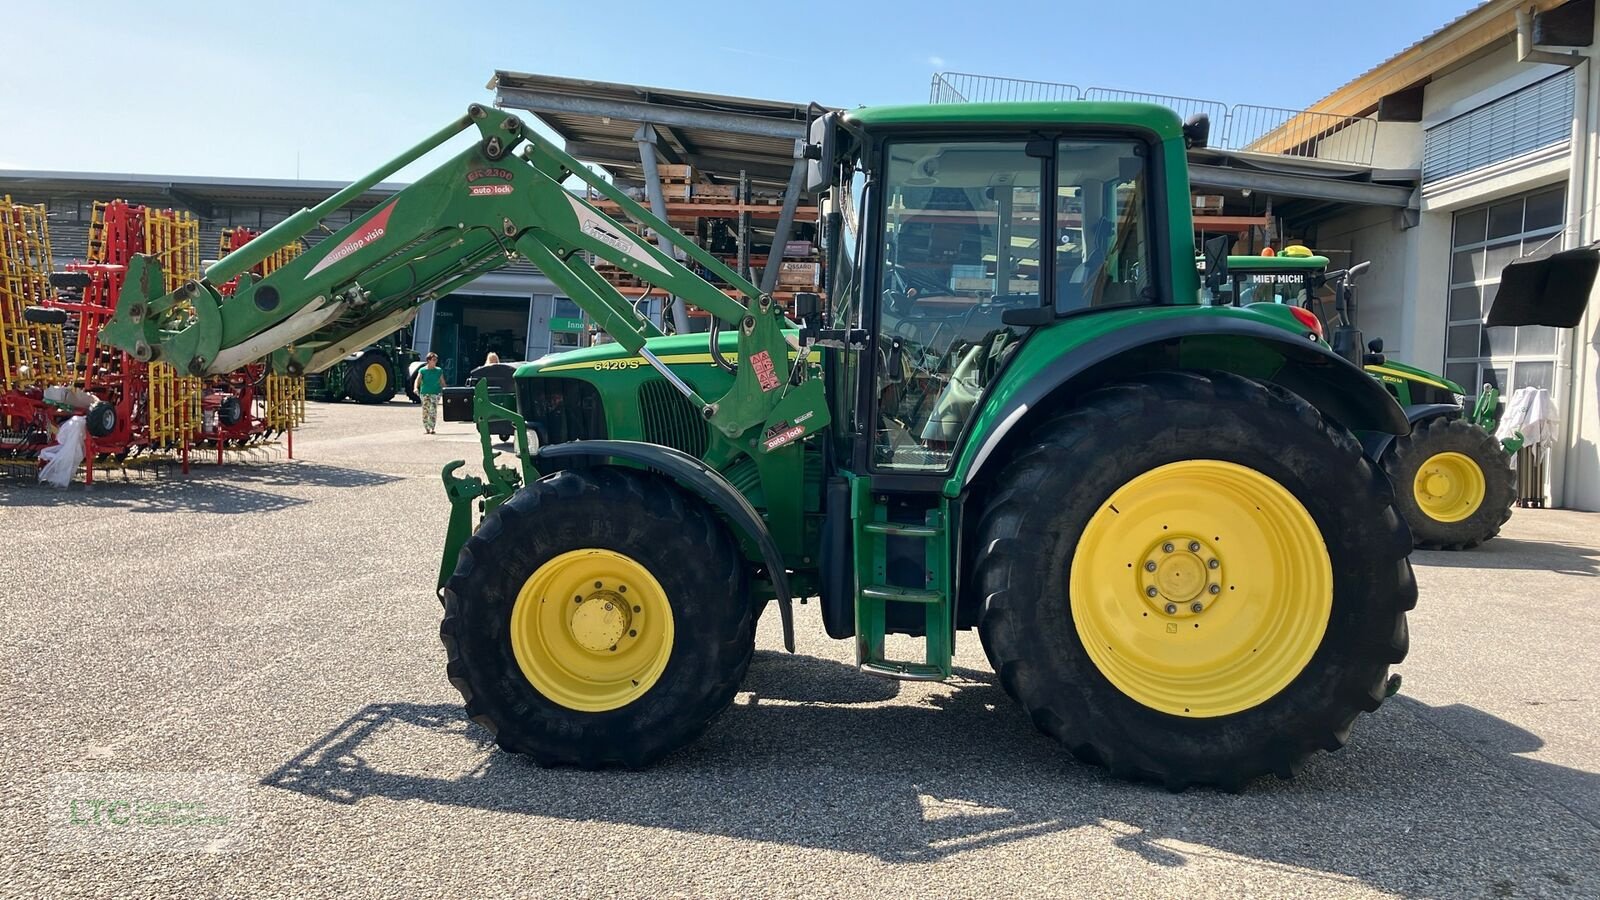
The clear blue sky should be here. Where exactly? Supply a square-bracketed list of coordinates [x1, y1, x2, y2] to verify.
[1, 0, 1480, 182]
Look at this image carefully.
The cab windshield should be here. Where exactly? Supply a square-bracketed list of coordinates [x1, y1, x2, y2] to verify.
[871, 136, 1156, 471]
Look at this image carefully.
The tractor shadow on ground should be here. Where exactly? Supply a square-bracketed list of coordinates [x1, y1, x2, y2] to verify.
[0, 461, 395, 513]
[1411, 537, 1600, 576]
[261, 653, 1599, 895]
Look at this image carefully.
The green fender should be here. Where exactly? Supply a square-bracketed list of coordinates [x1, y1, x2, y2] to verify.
[948, 313, 1409, 493]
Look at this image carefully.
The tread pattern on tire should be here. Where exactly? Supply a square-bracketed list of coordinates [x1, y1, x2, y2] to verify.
[1382, 416, 1516, 551]
[439, 466, 755, 769]
[972, 371, 1416, 791]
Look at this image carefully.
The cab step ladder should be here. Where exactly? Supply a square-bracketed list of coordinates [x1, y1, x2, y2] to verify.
[852, 483, 953, 681]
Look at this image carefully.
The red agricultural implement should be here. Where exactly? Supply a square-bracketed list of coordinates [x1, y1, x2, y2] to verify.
[0, 199, 307, 480]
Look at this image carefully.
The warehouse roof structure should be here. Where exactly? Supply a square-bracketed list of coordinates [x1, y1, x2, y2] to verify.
[489, 70, 814, 188]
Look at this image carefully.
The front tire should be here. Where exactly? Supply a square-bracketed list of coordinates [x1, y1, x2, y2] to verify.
[974, 372, 1415, 790]
[440, 467, 755, 768]
[1382, 416, 1515, 550]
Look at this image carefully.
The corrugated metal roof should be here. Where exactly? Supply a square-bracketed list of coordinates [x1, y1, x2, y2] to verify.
[0, 169, 405, 209]
[488, 70, 829, 188]
[1304, 0, 1574, 115]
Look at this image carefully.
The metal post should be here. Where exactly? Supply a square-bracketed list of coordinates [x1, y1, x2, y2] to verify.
[996, 188, 1014, 294]
[737, 170, 750, 283]
[761, 152, 810, 295]
[636, 125, 692, 333]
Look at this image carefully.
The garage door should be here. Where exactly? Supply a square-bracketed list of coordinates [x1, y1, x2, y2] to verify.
[1443, 186, 1567, 398]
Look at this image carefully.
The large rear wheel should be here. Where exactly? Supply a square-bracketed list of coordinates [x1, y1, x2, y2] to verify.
[1382, 416, 1515, 550]
[974, 372, 1415, 790]
[440, 467, 755, 768]
[343, 350, 396, 404]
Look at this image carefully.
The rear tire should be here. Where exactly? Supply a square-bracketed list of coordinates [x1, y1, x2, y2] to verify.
[1382, 416, 1515, 550]
[974, 372, 1415, 790]
[343, 350, 396, 404]
[440, 467, 755, 768]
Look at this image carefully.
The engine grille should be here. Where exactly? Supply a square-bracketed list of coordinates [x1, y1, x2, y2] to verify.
[639, 378, 708, 458]
[516, 376, 607, 444]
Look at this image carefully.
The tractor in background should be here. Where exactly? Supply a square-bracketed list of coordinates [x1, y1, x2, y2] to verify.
[305, 330, 419, 405]
[1220, 249, 1517, 550]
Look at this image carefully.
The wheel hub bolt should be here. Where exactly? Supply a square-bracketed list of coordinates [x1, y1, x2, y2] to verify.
[1162, 542, 1174, 553]
[1164, 603, 1178, 615]
[1208, 558, 1220, 569]
[632, 605, 641, 613]
[1144, 561, 1158, 572]
[1146, 586, 1159, 598]
[1208, 584, 1222, 595]
[1191, 602, 1205, 613]
[1188, 541, 1201, 552]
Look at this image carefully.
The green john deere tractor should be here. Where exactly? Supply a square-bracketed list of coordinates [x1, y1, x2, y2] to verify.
[111, 98, 1554, 789]
[305, 331, 419, 404]
[1223, 252, 1517, 550]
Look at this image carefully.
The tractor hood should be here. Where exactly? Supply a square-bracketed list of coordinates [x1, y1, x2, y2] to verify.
[517, 330, 750, 376]
[1365, 359, 1464, 395]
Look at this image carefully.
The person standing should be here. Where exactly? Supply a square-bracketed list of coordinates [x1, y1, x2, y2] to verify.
[413, 352, 445, 434]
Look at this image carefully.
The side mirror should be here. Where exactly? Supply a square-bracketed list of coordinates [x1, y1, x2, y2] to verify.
[1201, 234, 1231, 299]
[1367, 337, 1384, 353]
[804, 107, 838, 194]
[793, 291, 822, 328]
[1183, 114, 1211, 150]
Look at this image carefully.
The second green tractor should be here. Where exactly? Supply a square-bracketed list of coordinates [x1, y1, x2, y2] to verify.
[1225, 252, 1518, 550]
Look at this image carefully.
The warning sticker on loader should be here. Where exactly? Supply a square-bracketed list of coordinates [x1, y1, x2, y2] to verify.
[750, 351, 781, 392]
[763, 422, 805, 452]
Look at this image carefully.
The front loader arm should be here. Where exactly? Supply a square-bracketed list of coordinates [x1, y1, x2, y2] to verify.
[98, 103, 830, 447]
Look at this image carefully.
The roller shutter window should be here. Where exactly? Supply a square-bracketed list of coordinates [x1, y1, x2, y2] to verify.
[1423, 70, 1575, 184]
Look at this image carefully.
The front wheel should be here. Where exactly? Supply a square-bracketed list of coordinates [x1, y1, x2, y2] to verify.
[1382, 416, 1515, 550]
[440, 467, 755, 768]
[974, 372, 1415, 790]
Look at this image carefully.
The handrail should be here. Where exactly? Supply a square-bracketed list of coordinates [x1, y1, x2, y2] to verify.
[929, 73, 1380, 167]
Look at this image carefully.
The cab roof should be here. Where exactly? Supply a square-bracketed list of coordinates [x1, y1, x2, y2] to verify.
[845, 102, 1184, 139]
[1226, 254, 1330, 270]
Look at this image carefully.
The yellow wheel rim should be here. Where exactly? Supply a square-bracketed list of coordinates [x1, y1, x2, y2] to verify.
[362, 362, 388, 394]
[1069, 460, 1333, 717]
[509, 549, 675, 712]
[1412, 451, 1485, 523]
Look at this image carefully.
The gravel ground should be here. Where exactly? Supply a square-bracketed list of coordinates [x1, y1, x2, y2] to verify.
[1, 399, 1596, 899]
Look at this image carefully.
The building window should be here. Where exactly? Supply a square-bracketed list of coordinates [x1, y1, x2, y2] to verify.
[1444, 186, 1565, 397]
[1423, 70, 1575, 184]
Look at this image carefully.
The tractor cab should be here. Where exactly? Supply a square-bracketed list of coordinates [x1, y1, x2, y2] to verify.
[818, 106, 1187, 475]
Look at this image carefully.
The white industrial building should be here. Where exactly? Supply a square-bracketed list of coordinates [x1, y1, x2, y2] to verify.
[1306, 0, 1600, 510]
